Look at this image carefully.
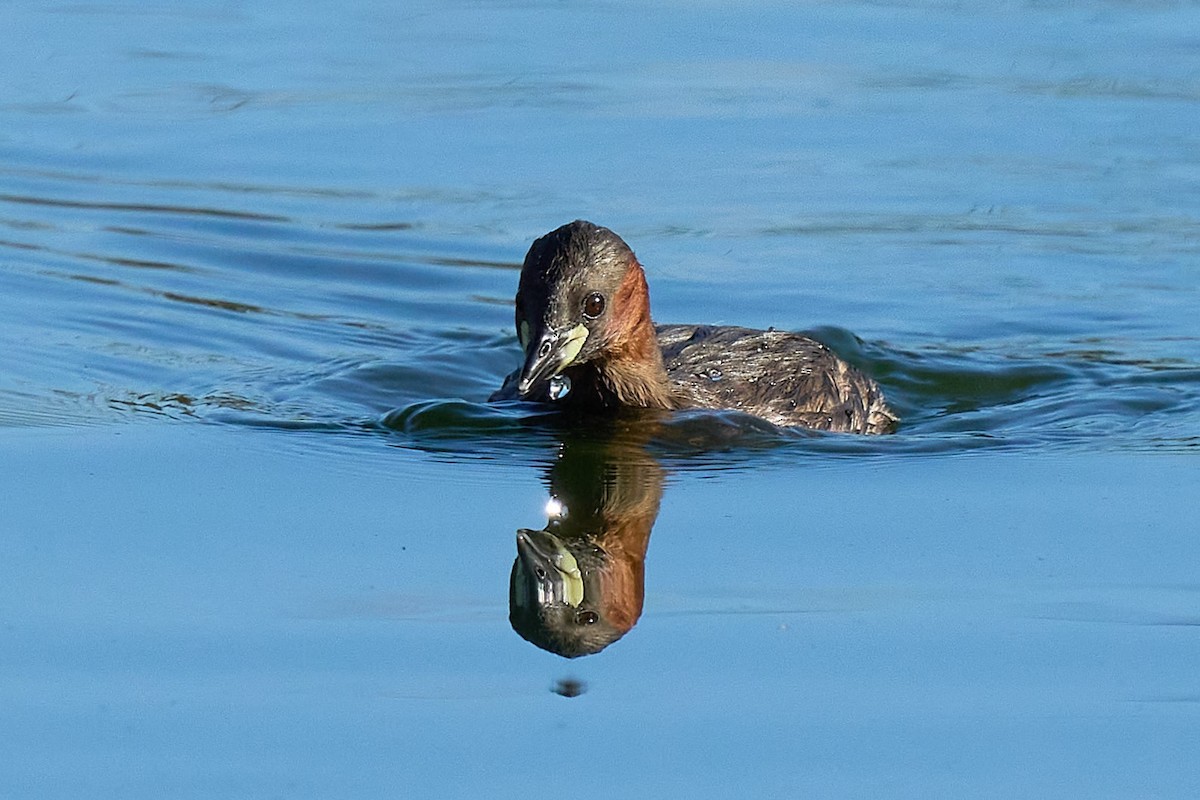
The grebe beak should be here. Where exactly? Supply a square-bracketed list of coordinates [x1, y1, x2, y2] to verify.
[516, 323, 589, 397]
[514, 529, 585, 607]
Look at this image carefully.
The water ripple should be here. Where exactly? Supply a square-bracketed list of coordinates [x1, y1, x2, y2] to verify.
[2, 169, 1198, 468]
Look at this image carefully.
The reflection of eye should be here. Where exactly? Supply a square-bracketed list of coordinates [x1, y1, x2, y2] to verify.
[582, 292, 605, 319]
[576, 610, 598, 625]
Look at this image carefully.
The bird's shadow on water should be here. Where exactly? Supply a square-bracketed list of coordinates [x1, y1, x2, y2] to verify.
[506, 424, 664, 659]
[395, 397, 990, 660]
[375, 407, 835, 659]
[377, 403, 910, 660]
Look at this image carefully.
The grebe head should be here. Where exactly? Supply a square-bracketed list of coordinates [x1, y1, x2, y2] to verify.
[509, 528, 626, 657]
[513, 220, 650, 398]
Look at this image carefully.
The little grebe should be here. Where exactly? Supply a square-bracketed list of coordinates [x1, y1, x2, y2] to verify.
[491, 220, 897, 434]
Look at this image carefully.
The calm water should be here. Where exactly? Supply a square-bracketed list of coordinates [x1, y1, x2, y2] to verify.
[3, 1, 1199, 797]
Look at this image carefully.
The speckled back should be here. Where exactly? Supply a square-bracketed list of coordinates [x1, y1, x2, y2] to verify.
[657, 325, 897, 434]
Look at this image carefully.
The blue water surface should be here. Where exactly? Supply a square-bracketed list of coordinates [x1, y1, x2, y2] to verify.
[2, 1, 1199, 797]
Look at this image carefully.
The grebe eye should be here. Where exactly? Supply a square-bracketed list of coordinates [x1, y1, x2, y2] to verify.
[582, 292, 605, 319]
[576, 610, 598, 625]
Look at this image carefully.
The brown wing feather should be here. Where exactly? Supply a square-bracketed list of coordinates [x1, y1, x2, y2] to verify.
[657, 325, 897, 434]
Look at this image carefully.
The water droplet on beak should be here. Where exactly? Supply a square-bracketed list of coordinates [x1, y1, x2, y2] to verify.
[548, 374, 572, 401]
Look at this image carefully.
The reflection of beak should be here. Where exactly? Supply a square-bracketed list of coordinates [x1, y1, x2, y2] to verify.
[517, 324, 589, 398]
[515, 529, 584, 607]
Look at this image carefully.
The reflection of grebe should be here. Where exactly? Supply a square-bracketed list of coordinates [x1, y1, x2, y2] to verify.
[492, 220, 897, 433]
[509, 435, 661, 658]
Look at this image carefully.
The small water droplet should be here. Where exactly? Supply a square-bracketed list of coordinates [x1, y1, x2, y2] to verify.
[549, 374, 572, 400]
[545, 497, 567, 519]
[552, 677, 586, 698]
